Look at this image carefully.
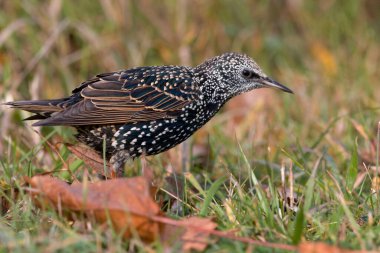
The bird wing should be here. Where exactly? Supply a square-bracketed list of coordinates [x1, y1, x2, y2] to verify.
[34, 66, 199, 126]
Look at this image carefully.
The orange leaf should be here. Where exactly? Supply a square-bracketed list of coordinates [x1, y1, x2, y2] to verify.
[27, 175, 161, 241]
[160, 216, 217, 252]
[298, 242, 371, 253]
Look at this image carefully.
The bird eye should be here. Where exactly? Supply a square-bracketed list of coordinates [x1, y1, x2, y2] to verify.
[241, 69, 259, 79]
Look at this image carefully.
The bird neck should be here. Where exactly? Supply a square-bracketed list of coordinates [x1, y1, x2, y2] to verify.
[195, 71, 233, 105]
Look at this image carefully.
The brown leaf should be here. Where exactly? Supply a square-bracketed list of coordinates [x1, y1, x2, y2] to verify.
[298, 242, 371, 253]
[158, 216, 217, 252]
[180, 217, 218, 251]
[27, 175, 160, 241]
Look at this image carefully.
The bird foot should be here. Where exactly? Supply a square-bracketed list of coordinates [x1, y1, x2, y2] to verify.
[110, 150, 130, 177]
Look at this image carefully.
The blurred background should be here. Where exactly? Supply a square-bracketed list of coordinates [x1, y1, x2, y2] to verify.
[0, 0, 379, 175]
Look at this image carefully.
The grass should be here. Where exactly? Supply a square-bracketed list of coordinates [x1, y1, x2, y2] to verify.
[1, 0, 380, 252]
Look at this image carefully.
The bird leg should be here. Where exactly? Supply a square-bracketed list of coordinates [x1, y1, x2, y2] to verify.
[67, 143, 114, 178]
[110, 150, 130, 177]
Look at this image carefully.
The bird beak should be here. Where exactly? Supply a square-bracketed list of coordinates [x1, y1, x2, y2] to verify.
[260, 77, 293, 94]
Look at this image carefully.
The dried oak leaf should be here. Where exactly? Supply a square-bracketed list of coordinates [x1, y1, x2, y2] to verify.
[159, 216, 217, 252]
[27, 175, 160, 241]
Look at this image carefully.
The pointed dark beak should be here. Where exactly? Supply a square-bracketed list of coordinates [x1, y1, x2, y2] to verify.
[260, 77, 293, 94]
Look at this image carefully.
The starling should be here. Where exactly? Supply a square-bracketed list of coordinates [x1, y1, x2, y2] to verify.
[6, 52, 293, 176]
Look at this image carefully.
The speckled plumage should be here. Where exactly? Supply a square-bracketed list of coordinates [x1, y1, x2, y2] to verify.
[6, 52, 292, 176]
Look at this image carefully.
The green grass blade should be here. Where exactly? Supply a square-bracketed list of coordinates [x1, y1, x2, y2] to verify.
[185, 173, 206, 196]
[292, 203, 305, 244]
[199, 176, 226, 216]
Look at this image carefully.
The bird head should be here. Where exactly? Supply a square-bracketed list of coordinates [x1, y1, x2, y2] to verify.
[196, 52, 293, 102]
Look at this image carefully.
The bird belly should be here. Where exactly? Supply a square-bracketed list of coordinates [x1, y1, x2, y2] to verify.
[111, 118, 198, 158]
[75, 124, 122, 158]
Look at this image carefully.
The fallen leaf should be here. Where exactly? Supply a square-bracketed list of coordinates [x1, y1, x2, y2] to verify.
[298, 242, 371, 253]
[26, 176, 372, 252]
[158, 216, 217, 252]
[180, 217, 217, 251]
[26, 175, 218, 250]
[27, 175, 160, 241]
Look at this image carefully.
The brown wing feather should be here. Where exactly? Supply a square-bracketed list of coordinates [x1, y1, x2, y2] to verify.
[33, 66, 199, 126]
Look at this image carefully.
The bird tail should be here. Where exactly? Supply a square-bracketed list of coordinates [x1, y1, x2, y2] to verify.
[4, 99, 68, 121]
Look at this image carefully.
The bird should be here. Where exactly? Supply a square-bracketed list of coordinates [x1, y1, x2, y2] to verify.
[6, 52, 293, 176]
